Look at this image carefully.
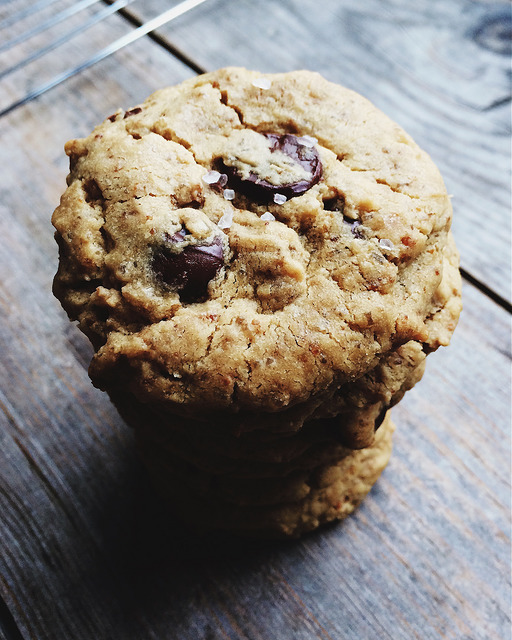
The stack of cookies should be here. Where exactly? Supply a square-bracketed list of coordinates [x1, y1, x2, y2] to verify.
[52, 68, 461, 537]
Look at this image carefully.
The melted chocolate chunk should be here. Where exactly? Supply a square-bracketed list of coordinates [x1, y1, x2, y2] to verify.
[222, 133, 322, 202]
[153, 232, 223, 302]
[123, 107, 142, 118]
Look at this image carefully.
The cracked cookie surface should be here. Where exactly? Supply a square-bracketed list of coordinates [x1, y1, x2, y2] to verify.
[52, 67, 461, 418]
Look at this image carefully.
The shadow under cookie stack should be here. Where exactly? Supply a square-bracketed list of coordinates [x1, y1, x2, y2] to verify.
[52, 68, 461, 537]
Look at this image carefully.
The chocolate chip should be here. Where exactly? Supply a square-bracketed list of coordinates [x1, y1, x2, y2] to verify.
[349, 220, 365, 239]
[153, 232, 224, 302]
[324, 195, 364, 237]
[168, 228, 187, 242]
[221, 133, 322, 202]
[124, 107, 142, 119]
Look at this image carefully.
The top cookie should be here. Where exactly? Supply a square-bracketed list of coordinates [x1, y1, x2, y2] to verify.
[52, 68, 459, 414]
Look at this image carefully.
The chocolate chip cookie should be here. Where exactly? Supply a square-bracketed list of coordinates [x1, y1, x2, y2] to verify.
[52, 68, 462, 536]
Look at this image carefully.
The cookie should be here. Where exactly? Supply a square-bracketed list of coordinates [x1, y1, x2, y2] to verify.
[137, 413, 396, 537]
[52, 68, 462, 536]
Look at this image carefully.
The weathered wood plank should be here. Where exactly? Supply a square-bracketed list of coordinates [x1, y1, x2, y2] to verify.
[126, 0, 512, 304]
[0, 1, 510, 639]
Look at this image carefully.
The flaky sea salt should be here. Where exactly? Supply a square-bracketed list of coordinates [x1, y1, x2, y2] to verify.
[251, 77, 271, 90]
[273, 193, 287, 205]
[218, 211, 233, 229]
[202, 170, 222, 184]
[379, 238, 394, 251]
[223, 189, 235, 200]
[261, 211, 275, 221]
[298, 135, 318, 148]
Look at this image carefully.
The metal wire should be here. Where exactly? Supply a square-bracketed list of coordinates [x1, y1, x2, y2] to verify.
[0, 0, 211, 118]
[0, 0, 62, 31]
[0, 0, 101, 54]
[0, 0, 135, 80]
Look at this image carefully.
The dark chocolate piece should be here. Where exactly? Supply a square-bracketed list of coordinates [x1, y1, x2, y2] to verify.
[153, 232, 223, 302]
[222, 133, 322, 202]
[124, 107, 142, 118]
[349, 220, 365, 239]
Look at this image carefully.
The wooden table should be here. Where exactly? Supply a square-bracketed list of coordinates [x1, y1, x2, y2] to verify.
[1, 1, 510, 638]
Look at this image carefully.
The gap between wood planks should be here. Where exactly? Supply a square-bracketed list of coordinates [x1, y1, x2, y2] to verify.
[460, 267, 512, 315]
[0, 584, 25, 640]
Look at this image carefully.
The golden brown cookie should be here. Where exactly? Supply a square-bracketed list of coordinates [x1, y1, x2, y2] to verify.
[52, 68, 462, 536]
[137, 413, 396, 538]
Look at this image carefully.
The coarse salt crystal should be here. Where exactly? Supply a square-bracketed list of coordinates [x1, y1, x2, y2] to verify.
[379, 238, 394, 251]
[223, 189, 235, 200]
[299, 135, 318, 147]
[273, 193, 287, 205]
[202, 170, 222, 184]
[251, 77, 271, 90]
[261, 211, 275, 221]
[218, 211, 233, 229]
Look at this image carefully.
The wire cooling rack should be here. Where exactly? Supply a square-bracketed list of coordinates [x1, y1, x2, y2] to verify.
[0, 0, 210, 117]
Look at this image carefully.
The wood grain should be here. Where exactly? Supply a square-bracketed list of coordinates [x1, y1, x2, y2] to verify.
[125, 0, 512, 304]
[0, 1, 510, 639]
